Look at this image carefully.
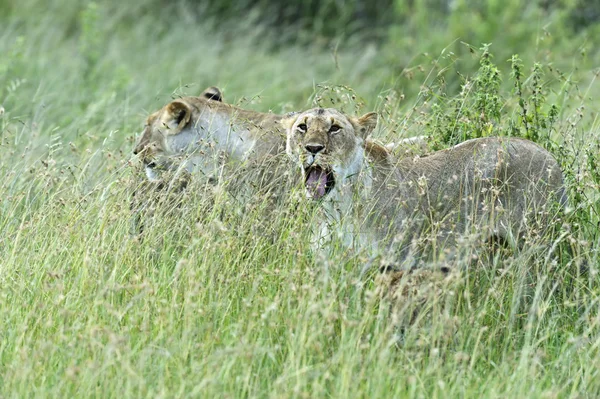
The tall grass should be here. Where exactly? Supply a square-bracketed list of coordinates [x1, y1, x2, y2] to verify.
[1, 0, 600, 397]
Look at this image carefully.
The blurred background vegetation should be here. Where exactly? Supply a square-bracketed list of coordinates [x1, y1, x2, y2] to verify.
[2, 0, 599, 105]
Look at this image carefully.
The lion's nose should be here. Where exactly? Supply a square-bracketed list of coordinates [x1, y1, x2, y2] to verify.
[305, 143, 325, 154]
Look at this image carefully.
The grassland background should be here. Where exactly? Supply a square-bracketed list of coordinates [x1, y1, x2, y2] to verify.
[1, 0, 600, 397]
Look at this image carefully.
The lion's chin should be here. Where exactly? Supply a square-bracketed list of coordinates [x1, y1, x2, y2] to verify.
[304, 165, 335, 199]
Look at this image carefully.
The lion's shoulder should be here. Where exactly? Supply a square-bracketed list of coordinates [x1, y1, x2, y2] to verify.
[364, 139, 394, 166]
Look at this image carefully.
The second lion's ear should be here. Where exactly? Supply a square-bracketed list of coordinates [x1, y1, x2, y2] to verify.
[279, 112, 300, 134]
[280, 112, 300, 133]
[201, 86, 223, 102]
[161, 100, 191, 133]
[352, 112, 378, 139]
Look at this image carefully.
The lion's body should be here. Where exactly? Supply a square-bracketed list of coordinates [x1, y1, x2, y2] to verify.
[285, 108, 567, 267]
[365, 137, 566, 259]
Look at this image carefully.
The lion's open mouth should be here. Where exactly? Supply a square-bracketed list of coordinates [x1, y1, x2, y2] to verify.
[304, 165, 335, 199]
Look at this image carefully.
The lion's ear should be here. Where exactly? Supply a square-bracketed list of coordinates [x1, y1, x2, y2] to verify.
[161, 100, 191, 132]
[353, 112, 378, 138]
[280, 112, 300, 133]
[201, 86, 223, 102]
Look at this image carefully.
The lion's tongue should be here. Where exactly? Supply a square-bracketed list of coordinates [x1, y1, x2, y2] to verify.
[306, 169, 327, 199]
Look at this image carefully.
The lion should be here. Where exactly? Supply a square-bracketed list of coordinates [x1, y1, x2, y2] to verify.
[130, 86, 295, 235]
[284, 107, 568, 270]
[133, 86, 291, 184]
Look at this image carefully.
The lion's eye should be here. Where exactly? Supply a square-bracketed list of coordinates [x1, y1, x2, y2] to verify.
[297, 123, 307, 133]
[329, 125, 341, 134]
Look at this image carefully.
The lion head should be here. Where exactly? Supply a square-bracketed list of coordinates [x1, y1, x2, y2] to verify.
[284, 108, 378, 199]
[133, 87, 226, 181]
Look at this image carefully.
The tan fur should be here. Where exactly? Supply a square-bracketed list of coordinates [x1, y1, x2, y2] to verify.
[133, 87, 289, 182]
[131, 87, 294, 235]
[285, 107, 567, 269]
[385, 135, 431, 158]
[365, 140, 395, 166]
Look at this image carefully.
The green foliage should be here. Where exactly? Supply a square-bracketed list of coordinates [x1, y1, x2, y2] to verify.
[422, 46, 570, 151]
[423, 44, 505, 148]
[473, 45, 502, 130]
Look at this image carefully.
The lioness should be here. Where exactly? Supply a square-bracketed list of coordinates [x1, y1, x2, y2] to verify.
[133, 87, 290, 184]
[131, 86, 296, 235]
[285, 108, 567, 269]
